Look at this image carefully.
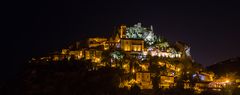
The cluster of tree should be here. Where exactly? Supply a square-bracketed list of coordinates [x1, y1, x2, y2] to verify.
[1, 59, 130, 95]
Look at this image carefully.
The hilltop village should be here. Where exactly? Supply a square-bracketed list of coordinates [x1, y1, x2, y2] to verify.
[29, 23, 239, 94]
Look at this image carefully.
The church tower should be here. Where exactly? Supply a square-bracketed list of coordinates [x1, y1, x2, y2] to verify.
[119, 25, 126, 38]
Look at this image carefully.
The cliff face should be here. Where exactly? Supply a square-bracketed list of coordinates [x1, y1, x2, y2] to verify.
[207, 57, 240, 76]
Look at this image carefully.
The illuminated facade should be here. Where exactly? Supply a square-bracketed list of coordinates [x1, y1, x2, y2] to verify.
[136, 72, 153, 89]
[120, 39, 144, 52]
[119, 25, 127, 38]
[160, 76, 175, 88]
[88, 37, 109, 50]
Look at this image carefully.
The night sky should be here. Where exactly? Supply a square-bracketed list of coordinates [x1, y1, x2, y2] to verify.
[3, 1, 240, 80]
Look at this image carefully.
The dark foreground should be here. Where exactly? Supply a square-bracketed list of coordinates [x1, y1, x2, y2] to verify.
[1, 60, 239, 95]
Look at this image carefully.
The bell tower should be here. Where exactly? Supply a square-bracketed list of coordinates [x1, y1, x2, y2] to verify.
[119, 25, 126, 38]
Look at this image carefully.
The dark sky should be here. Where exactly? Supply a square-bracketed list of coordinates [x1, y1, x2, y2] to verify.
[3, 0, 240, 80]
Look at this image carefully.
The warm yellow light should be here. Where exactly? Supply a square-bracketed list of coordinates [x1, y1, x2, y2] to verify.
[141, 65, 147, 71]
[158, 62, 166, 66]
[123, 64, 127, 69]
[225, 79, 230, 83]
[177, 68, 181, 72]
[132, 69, 135, 73]
[95, 58, 100, 63]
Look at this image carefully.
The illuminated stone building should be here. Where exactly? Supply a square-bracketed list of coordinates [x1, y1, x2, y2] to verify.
[136, 72, 153, 89]
[120, 38, 144, 52]
[108, 33, 121, 49]
[160, 76, 175, 88]
[119, 25, 127, 38]
[88, 37, 109, 50]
